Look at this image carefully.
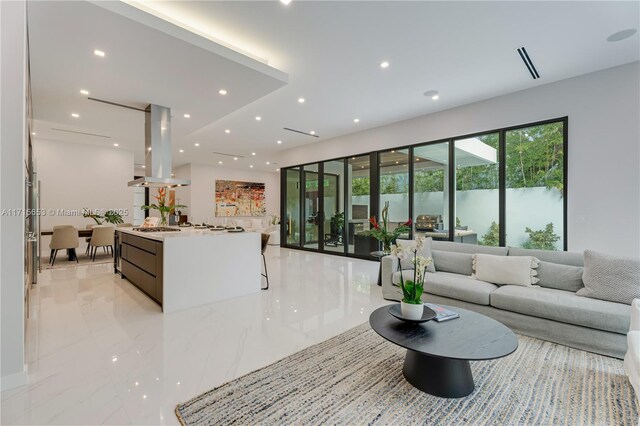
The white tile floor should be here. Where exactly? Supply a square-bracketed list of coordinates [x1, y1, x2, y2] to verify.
[1, 247, 388, 425]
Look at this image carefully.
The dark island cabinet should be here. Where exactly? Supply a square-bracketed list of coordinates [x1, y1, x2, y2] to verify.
[119, 232, 163, 306]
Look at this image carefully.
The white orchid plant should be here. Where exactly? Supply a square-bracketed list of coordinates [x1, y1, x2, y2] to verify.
[390, 237, 433, 305]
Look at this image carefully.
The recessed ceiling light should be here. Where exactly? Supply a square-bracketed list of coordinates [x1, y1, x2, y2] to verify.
[225, 129, 230, 134]
[93, 49, 105, 57]
[179, 149, 184, 153]
[280, 0, 291, 5]
[391, 150, 395, 153]
[607, 29, 637, 42]
[255, 116, 262, 121]
[71, 113, 79, 118]
[194, 143, 199, 147]
[395, 161, 399, 164]
[276, 168, 280, 171]
[161, 126, 166, 130]
[32, 132, 36, 136]
[424, 90, 439, 100]
[352, 157, 355, 159]
[218, 89, 227, 95]
[142, 165, 146, 168]
[80, 89, 89, 95]
[147, 147, 152, 151]
[113, 143, 119, 147]
[380, 61, 390, 69]
[218, 161, 223, 165]
[277, 140, 282, 144]
[252, 152, 256, 156]
[309, 130, 315, 135]
[298, 97, 305, 103]
[183, 113, 191, 118]
[266, 161, 270, 165]
[234, 157, 238, 160]
[250, 165, 254, 168]
[353, 118, 360, 123]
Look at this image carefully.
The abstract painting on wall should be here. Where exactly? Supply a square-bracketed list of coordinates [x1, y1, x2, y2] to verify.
[215, 180, 266, 217]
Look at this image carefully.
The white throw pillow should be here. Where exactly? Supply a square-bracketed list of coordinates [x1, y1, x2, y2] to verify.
[251, 219, 263, 229]
[472, 254, 540, 286]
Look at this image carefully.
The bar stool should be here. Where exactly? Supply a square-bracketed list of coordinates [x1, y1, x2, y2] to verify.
[261, 233, 270, 290]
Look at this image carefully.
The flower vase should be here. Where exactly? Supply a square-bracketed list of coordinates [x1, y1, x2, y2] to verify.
[159, 213, 168, 227]
[382, 240, 392, 255]
[401, 301, 424, 320]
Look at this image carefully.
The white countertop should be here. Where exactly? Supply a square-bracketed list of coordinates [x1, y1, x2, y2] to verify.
[117, 227, 257, 242]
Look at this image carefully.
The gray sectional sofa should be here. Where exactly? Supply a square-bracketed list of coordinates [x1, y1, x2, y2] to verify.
[381, 240, 631, 359]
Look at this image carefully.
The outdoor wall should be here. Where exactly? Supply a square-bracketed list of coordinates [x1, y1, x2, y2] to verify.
[278, 62, 640, 257]
[33, 139, 135, 255]
[175, 163, 280, 224]
[1, 0, 27, 391]
[354, 187, 563, 249]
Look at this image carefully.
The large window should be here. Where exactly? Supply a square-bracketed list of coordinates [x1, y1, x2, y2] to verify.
[281, 117, 567, 257]
[455, 133, 499, 246]
[505, 121, 565, 250]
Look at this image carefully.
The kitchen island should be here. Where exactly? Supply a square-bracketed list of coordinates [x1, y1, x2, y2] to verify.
[116, 227, 261, 313]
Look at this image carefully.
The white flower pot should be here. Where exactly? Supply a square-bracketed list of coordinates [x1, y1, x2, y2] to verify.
[401, 301, 424, 320]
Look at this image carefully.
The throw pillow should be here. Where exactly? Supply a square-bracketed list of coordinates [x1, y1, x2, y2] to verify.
[432, 250, 473, 276]
[576, 250, 640, 305]
[472, 254, 540, 286]
[397, 237, 435, 273]
[536, 261, 584, 292]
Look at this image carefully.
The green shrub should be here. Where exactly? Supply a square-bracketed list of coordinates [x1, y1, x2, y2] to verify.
[478, 221, 499, 246]
[522, 223, 560, 251]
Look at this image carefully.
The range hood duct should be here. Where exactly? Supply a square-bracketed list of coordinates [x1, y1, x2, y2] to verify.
[128, 104, 190, 188]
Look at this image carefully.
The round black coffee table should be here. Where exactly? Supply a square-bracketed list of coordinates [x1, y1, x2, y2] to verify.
[369, 304, 518, 398]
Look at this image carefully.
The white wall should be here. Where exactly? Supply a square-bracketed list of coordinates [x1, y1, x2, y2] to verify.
[174, 163, 279, 224]
[1, 0, 27, 390]
[279, 63, 640, 257]
[33, 139, 135, 253]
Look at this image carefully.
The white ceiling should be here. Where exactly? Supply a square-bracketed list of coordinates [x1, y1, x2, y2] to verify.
[29, 1, 639, 173]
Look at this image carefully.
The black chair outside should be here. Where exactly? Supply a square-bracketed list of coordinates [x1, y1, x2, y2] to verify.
[261, 233, 270, 290]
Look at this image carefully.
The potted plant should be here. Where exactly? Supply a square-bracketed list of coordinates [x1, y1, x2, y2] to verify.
[83, 208, 124, 225]
[363, 201, 411, 253]
[391, 237, 433, 319]
[329, 212, 344, 235]
[141, 188, 186, 226]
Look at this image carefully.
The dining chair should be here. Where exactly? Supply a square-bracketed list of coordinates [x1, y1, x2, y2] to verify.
[89, 225, 115, 261]
[85, 223, 95, 256]
[49, 226, 79, 266]
[261, 233, 270, 290]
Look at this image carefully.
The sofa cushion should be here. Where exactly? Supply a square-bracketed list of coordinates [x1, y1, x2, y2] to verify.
[391, 271, 497, 305]
[432, 240, 508, 256]
[472, 254, 539, 287]
[491, 285, 630, 334]
[536, 261, 584, 292]
[432, 250, 473, 276]
[508, 247, 583, 267]
[576, 250, 640, 306]
[396, 237, 435, 273]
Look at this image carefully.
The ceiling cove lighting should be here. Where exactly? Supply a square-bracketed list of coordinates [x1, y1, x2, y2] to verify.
[183, 113, 191, 118]
[80, 89, 89, 95]
[71, 113, 79, 118]
[607, 29, 637, 42]
[380, 61, 390, 69]
[93, 49, 105, 57]
[218, 89, 228, 95]
[298, 97, 305, 104]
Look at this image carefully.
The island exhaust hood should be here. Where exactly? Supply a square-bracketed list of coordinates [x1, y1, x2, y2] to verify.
[128, 104, 191, 188]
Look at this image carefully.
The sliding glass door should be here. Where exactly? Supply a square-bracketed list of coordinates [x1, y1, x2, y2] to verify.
[413, 142, 449, 240]
[303, 164, 320, 249]
[322, 160, 345, 253]
[285, 167, 301, 246]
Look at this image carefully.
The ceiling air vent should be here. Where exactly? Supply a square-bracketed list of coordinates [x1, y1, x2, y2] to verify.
[517, 47, 540, 80]
[283, 127, 319, 138]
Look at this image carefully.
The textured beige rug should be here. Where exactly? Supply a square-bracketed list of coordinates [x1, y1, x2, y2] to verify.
[44, 251, 113, 269]
[176, 323, 638, 425]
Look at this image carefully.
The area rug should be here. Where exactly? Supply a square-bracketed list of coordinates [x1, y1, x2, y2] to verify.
[175, 323, 638, 425]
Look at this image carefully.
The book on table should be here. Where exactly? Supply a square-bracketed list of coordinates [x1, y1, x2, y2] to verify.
[424, 303, 460, 322]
